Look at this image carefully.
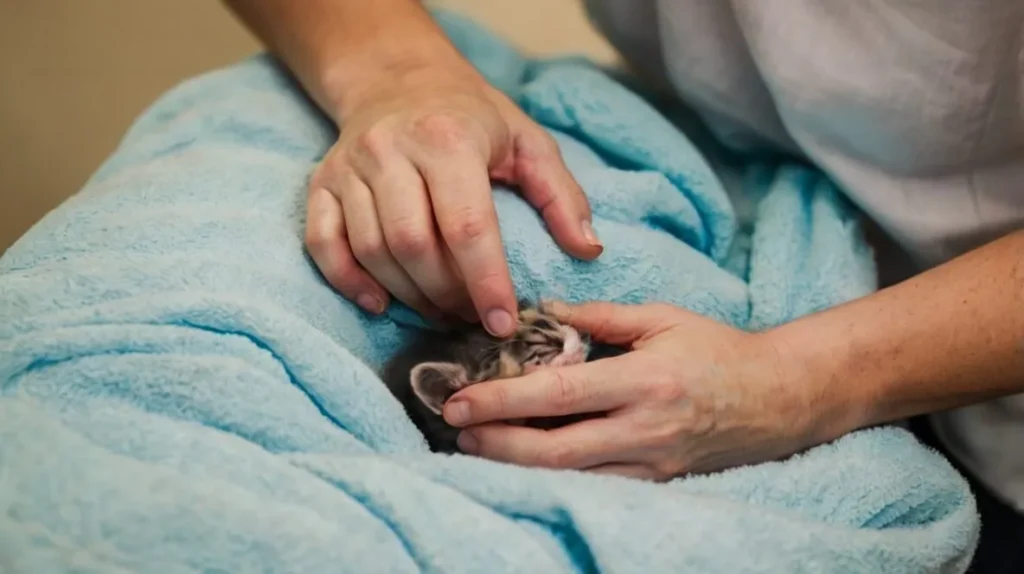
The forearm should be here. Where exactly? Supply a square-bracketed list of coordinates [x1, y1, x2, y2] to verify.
[770, 230, 1024, 440]
[221, 0, 475, 121]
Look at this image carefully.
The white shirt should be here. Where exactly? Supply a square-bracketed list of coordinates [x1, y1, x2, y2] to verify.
[583, 0, 1024, 512]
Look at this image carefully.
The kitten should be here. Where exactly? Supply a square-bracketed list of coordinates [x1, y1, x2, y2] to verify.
[381, 300, 626, 453]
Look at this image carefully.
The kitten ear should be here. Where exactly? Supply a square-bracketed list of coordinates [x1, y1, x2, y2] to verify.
[410, 362, 470, 415]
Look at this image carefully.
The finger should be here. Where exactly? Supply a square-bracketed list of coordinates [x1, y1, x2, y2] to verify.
[543, 300, 680, 346]
[361, 155, 475, 321]
[585, 463, 662, 481]
[337, 169, 442, 320]
[304, 186, 390, 314]
[512, 125, 603, 261]
[444, 359, 635, 426]
[411, 134, 518, 337]
[440, 241, 479, 322]
[460, 416, 643, 470]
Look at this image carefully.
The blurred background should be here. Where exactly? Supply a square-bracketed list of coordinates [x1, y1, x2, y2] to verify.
[0, 0, 617, 252]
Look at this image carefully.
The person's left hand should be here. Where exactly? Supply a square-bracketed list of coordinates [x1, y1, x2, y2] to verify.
[440, 301, 842, 480]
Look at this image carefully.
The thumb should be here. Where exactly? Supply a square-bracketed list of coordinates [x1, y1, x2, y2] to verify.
[543, 300, 680, 346]
[512, 126, 604, 261]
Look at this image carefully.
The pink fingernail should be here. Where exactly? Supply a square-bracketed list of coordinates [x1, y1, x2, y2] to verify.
[445, 400, 471, 426]
[485, 309, 514, 336]
[356, 293, 384, 314]
[581, 220, 601, 247]
[457, 431, 479, 453]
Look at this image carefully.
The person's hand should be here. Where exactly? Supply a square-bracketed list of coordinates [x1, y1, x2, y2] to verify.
[304, 61, 603, 336]
[440, 301, 842, 480]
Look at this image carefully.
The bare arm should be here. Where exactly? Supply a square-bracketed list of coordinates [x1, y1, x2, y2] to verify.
[774, 229, 1024, 440]
[221, 0, 601, 334]
[221, 0, 474, 121]
[435, 229, 1024, 478]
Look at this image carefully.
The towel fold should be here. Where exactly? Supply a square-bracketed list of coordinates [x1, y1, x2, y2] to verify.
[0, 10, 977, 573]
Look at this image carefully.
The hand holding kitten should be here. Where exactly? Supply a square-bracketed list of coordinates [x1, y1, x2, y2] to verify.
[441, 301, 839, 481]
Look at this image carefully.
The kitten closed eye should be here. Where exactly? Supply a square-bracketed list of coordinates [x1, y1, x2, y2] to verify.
[380, 302, 626, 454]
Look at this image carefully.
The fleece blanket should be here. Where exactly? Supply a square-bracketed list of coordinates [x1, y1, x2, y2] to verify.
[0, 11, 977, 574]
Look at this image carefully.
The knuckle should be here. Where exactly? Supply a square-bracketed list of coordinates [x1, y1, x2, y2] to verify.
[542, 441, 578, 468]
[350, 235, 388, 264]
[412, 113, 470, 151]
[527, 131, 561, 158]
[488, 384, 511, 417]
[386, 224, 434, 259]
[687, 398, 717, 436]
[313, 257, 358, 295]
[645, 377, 686, 405]
[652, 458, 686, 480]
[304, 226, 328, 252]
[546, 371, 581, 411]
[312, 154, 351, 184]
[324, 269, 358, 296]
[625, 415, 653, 440]
[443, 208, 491, 246]
[590, 310, 618, 338]
[354, 126, 393, 160]
[647, 419, 685, 448]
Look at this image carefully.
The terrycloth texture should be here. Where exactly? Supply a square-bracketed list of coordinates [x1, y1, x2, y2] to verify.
[0, 11, 977, 574]
[586, 0, 1024, 514]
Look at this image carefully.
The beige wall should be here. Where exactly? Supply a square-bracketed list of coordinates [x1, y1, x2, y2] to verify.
[0, 0, 616, 253]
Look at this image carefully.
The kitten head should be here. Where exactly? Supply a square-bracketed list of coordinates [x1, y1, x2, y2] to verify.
[410, 301, 591, 415]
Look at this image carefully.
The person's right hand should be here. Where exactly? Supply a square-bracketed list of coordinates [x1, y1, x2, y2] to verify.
[304, 62, 603, 337]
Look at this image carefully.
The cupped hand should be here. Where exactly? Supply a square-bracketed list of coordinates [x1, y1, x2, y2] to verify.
[304, 63, 603, 336]
[441, 301, 837, 480]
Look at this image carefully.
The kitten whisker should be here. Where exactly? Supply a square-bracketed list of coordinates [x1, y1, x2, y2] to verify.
[382, 302, 601, 454]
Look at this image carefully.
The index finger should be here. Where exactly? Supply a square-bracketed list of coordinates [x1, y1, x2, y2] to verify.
[418, 150, 518, 337]
[443, 359, 635, 427]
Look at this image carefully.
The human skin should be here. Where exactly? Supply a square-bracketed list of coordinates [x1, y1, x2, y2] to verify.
[443, 231, 1024, 479]
[222, 0, 602, 337]
[223, 0, 1024, 479]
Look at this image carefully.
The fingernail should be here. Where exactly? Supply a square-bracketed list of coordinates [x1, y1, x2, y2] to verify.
[356, 293, 384, 314]
[445, 400, 471, 426]
[581, 220, 601, 247]
[485, 308, 515, 336]
[457, 431, 479, 453]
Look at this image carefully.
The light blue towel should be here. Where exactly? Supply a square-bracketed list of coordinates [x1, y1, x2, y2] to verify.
[0, 11, 977, 573]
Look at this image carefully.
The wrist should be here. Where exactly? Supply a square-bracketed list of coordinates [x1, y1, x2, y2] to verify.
[758, 314, 882, 447]
[317, 23, 481, 121]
